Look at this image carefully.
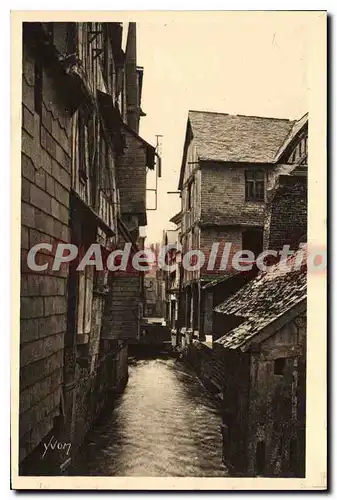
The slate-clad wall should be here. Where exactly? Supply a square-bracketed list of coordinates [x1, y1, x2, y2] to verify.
[103, 274, 142, 340]
[20, 43, 71, 463]
[117, 130, 147, 219]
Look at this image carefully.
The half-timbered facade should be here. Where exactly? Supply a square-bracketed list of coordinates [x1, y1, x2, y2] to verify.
[20, 21, 156, 473]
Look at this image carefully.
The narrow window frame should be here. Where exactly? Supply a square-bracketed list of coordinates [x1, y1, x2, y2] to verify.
[187, 179, 194, 211]
[274, 357, 286, 376]
[245, 170, 265, 202]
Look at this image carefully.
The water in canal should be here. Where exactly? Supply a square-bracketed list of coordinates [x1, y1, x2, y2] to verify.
[72, 357, 228, 477]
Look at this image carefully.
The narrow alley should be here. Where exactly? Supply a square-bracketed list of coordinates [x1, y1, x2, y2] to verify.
[71, 357, 227, 477]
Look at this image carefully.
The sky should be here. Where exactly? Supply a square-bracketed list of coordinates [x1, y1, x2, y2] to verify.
[136, 12, 309, 244]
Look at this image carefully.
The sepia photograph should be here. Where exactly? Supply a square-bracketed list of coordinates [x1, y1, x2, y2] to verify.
[11, 10, 327, 490]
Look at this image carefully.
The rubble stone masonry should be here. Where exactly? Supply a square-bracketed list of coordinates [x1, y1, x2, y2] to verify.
[200, 163, 266, 226]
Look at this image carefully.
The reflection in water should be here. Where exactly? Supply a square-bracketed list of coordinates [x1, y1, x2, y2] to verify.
[72, 357, 228, 477]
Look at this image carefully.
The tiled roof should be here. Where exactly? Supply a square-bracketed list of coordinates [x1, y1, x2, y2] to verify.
[188, 110, 295, 163]
[202, 270, 241, 290]
[214, 249, 307, 350]
[274, 113, 308, 162]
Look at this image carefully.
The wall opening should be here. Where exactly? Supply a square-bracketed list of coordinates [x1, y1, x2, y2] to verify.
[256, 440, 266, 476]
[242, 229, 264, 259]
[274, 357, 286, 375]
[289, 438, 298, 475]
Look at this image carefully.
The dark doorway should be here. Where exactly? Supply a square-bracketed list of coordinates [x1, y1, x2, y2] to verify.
[289, 438, 298, 475]
[192, 282, 199, 331]
[256, 440, 266, 476]
[242, 229, 264, 260]
[186, 287, 192, 328]
[170, 300, 176, 328]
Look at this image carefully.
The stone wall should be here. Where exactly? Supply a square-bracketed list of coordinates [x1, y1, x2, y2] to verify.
[212, 344, 251, 473]
[264, 176, 307, 252]
[200, 163, 266, 226]
[200, 227, 242, 279]
[184, 342, 214, 390]
[69, 293, 106, 450]
[246, 311, 306, 477]
[212, 308, 306, 477]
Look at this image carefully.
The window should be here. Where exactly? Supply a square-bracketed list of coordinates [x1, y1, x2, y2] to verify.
[78, 110, 89, 181]
[100, 133, 111, 184]
[187, 180, 194, 210]
[245, 171, 264, 201]
[102, 24, 109, 88]
[274, 357, 286, 375]
[77, 267, 94, 336]
[170, 301, 176, 328]
[68, 217, 96, 345]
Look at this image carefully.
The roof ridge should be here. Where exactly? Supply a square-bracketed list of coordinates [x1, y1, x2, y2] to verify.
[189, 109, 294, 122]
[297, 112, 309, 121]
[236, 114, 294, 122]
[189, 109, 229, 116]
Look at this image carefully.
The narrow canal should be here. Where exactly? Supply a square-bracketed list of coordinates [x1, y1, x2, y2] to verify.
[72, 357, 228, 477]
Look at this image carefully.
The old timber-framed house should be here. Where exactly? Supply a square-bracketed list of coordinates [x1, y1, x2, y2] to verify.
[20, 21, 156, 474]
[177, 110, 308, 344]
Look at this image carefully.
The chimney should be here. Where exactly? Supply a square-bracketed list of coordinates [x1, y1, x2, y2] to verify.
[125, 22, 139, 133]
